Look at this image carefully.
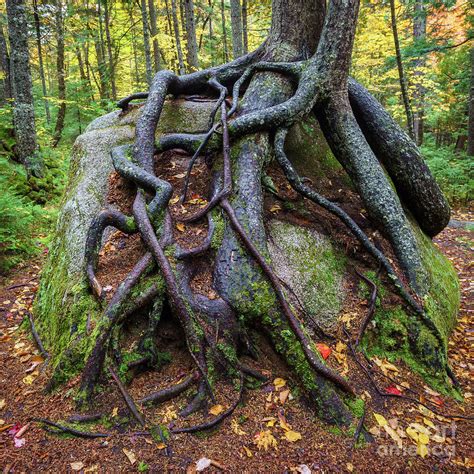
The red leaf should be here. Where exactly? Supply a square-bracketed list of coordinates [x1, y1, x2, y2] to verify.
[316, 343, 332, 360]
[385, 384, 402, 396]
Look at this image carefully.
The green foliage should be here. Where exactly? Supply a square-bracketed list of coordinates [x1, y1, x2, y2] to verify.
[421, 137, 474, 205]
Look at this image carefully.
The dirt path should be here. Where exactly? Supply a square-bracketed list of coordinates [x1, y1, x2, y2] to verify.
[0, 213, 472, 473]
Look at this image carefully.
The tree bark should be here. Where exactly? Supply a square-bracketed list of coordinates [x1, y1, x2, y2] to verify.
[389, 0, 414, 138]
[220, 0, 229, 63]
[33, 0, 50, 123]
[140, 0, 153, 85]
[103, 0, 117, 100]
[242, 0, 248, 54]
[412, 0, 426, 146]
[53, 0, 66, 147]
[6, 0, 43, 177]
[171, 0, 186, 74]
[148, 0, 161, 72]
[95, 1, 109, 99]
[467, 47, 474, 156]
[229, 0, 243, 58]
[183, 0, 199, 71]
[0, 22, 12, 105]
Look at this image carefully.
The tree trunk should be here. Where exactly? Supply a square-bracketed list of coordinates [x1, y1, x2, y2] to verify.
[33, 0, 51, 124]
[5, 0, 43, 177]
[0, 22, 12, 105]
[171, 0, 186, 74]
[103, 0, 117, 100]
[95, 1, 109, 99]
[183, 0, 199, 71]
[242, 0, 248, 54]
[148, 0, 161, 72]
[412, 0, 426, 146]
[229, 0, 243, 58]
[140, 0, 153, 85]
[389, 0, 414, 138]
[467, 47, 474, 156]
[53, 0, 66, 147]
[220, 0, 229, 62]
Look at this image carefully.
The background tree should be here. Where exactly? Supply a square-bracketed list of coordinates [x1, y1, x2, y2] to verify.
[229, 0, 242, 58]
[183, 0, 198, 70]
[5, 0, 43, 177]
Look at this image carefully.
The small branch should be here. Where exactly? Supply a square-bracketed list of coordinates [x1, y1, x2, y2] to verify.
[140, 373, 197, 405]
[26, 311, 49, 359]
[354, 267, 379, 346]
[109, 367, 146, 427]
[351, 408, 366, 449]
[33, 418, 109, 438]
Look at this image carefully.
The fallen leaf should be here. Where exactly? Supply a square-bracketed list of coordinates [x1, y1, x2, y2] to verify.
[279, 389, 290, 404]
[278, 412, 292, 432]
[111, 407, 118, 417]
[173, 173, 186, 179]
[169, 196, 180, 205]
[270, 204, 281, 213]
[406, 426, 419, 442]
[195, 457, 211, 471]
[0, 399, 5, 410]
[295, 465, 311, 474]
[15, 422, 30, 438]
[273, 378, 286, 390]
[243, 446, 253, 458]
[254, 430, 278, 451]
[373, 413, 387, 427]
[231, 419, 246, 435]
[383, 425, 403, 449]
[385, 384, 402, 396]
[70, 462, 85, 471]
[161, 406, 178, 423]
[176, 223, 186, 232]
[209, 404, 224, 416]
[122, 448, 136, 465]
[346, 462, 354, 472]
[262, 416, 276, 427]
[14, 437, 25, 448]
[316, 343, 332, 360]
[157, 442, 167, 449]
[416, 441, 428, 458]
[284, 430, 302, 442]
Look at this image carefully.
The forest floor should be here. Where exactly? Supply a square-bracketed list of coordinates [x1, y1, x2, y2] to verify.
[0, 210, 472, 473]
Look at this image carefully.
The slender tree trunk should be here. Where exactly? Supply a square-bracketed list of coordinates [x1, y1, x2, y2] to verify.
[103, 0, 117, 100]
[412, 0, 426, 145]
[0, 23, 12, 105]
[148, 0, 161, 72]
[220, 0, 229, 63]
[171, 0, 186, 74]
[229, 0, 243, 58]
[242, 0, 248, 54]
[33, 0, 50, 123]
[183, 0, 199, 71]
[468, 47, 474, 156]
[389, 0, 414, 138]
[53, 0, 66, 147]
[5, 0, 42, 177]
[140, 0, 153, 85]
[96, 0, 109, 99]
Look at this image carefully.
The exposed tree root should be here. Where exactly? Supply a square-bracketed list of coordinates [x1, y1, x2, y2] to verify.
[26, 311, 49, 360]
[73, 0, 455, 433]
[354, 267, 379, 347]
[33, 418, 109, 438]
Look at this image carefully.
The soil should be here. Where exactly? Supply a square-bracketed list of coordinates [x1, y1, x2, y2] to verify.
[0, 183, 473, 474]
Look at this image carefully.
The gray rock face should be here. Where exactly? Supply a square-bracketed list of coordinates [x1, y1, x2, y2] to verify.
[267, 220, 347, 331]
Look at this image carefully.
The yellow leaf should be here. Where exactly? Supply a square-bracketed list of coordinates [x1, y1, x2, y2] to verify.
[423, 417, 435, 429]
[70, 462, 84, 471]
[373, 413, 387, 427]
[173, 173, 186, 179]
[254, 430, 278, 451]
[383, 425, 403, 449]
[111, 407, 118, 417]
[243, 446, 253, 458]
[176, 223, 186, 232]
[346, 462, 354, 472]
[122, 448, 136, 465]
[418, 432, 430, 445]
[161, 406, 178, 423]
[406, 426, 419, 442]
[0, 400, 5, 410]
[231, 419, 246, 435]
[209, 404, 224, 416]
[169, 196, 180, 205]
[22, 374, 36, 385]
[262, 417, 276, 427]
[273, 377, 286, 390]
[157, 443, 167, 450]
[416, 441, 428, 458]
[284, 430, 302, 442]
